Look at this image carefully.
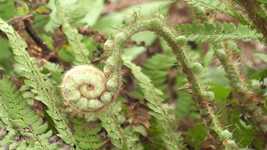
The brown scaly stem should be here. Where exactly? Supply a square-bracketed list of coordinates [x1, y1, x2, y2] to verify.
[235, 0, 267, 43]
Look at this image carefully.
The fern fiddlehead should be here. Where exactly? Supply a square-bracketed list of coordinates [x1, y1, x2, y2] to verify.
[61, 65, 116, 114]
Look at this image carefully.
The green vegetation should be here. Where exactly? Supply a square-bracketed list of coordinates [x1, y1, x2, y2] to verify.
[0, 0, 267, 149]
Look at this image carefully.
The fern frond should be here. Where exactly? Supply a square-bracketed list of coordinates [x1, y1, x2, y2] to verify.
[99, 101, 143, 150]
[185, 0, 232, 13]
[42, 60, 64, 84]
[0, 18, 75, 146]
[123, 57, 185, 150]
[143, 49, 176, 96]
[0, 100, 12, 127]
[47, 0, 90, 65]
[215, 44, 267, 134]
[0, 78, 58, 149]
[72, 118, 104, 150]
[62, 22, 90, 65]
[0, 98, 18, 148]
[176, 23, 261, 42]
[184, 0, 246, 22]
[99, 101, 128, 149]
[206, 106, 240, 150]
[0, 127, 17, 148]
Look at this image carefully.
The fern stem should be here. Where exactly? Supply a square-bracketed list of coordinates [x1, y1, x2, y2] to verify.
[111, 17, 202, 102]
[215, 44, 247, 94]
[215, 43, 267, 133]
[206, 106, 240, 150]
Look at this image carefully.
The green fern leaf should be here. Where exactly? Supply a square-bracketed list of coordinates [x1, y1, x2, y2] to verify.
[0, 78, 58, 149]
[99, 100, 143, 150]
[123, 57, 184, 150]
[185, 0, 232, 14]
[72, 118, 104, 150]
[142, 49, 176, 98]
[46, 0, 91, 65]
[0, 18, 75, 146]
[177, 23, 261, 42]
[99, 101, 128, 149]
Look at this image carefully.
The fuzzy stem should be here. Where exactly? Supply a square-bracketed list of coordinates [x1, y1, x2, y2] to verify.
[111, 18, 202, 102]
[215, 44, 247, 94]
[207, 106, 240, 150]
[110, 17, 207, 128]
[216, 44, 267, 133]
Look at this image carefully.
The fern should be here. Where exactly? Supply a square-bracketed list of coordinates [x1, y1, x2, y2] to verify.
[185, 0, 246, 23]
[47, 0, 90, 65]
[41, 60, 64, 84]
[176, 23, 261, 42]
[0, 1, 266, 149]
[0, 125, 17, 148]
[0, 78, 58, 149]
[61, 22, 90, 65]
[142, 48, 176, 97]
[0, 98, 17, 148]
[0, 102, 16, 148]
[99, 101, 130, 150]
[0, 18, 75, 146]
[72, 118, 104, 150]
[230, 0, 267, 43]
[185, 0, 232, 14]
[123, 57, 185, 150]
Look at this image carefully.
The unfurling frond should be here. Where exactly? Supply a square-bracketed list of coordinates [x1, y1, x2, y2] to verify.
[176, 23, 261, 42]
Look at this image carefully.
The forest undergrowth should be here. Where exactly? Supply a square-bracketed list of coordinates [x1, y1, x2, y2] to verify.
[0, 0, 267, 150]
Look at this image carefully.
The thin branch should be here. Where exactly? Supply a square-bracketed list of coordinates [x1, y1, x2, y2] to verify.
[23, 19, 51, 55]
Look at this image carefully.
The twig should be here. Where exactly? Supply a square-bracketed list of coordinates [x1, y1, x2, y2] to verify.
[23, 19, 51, 55]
